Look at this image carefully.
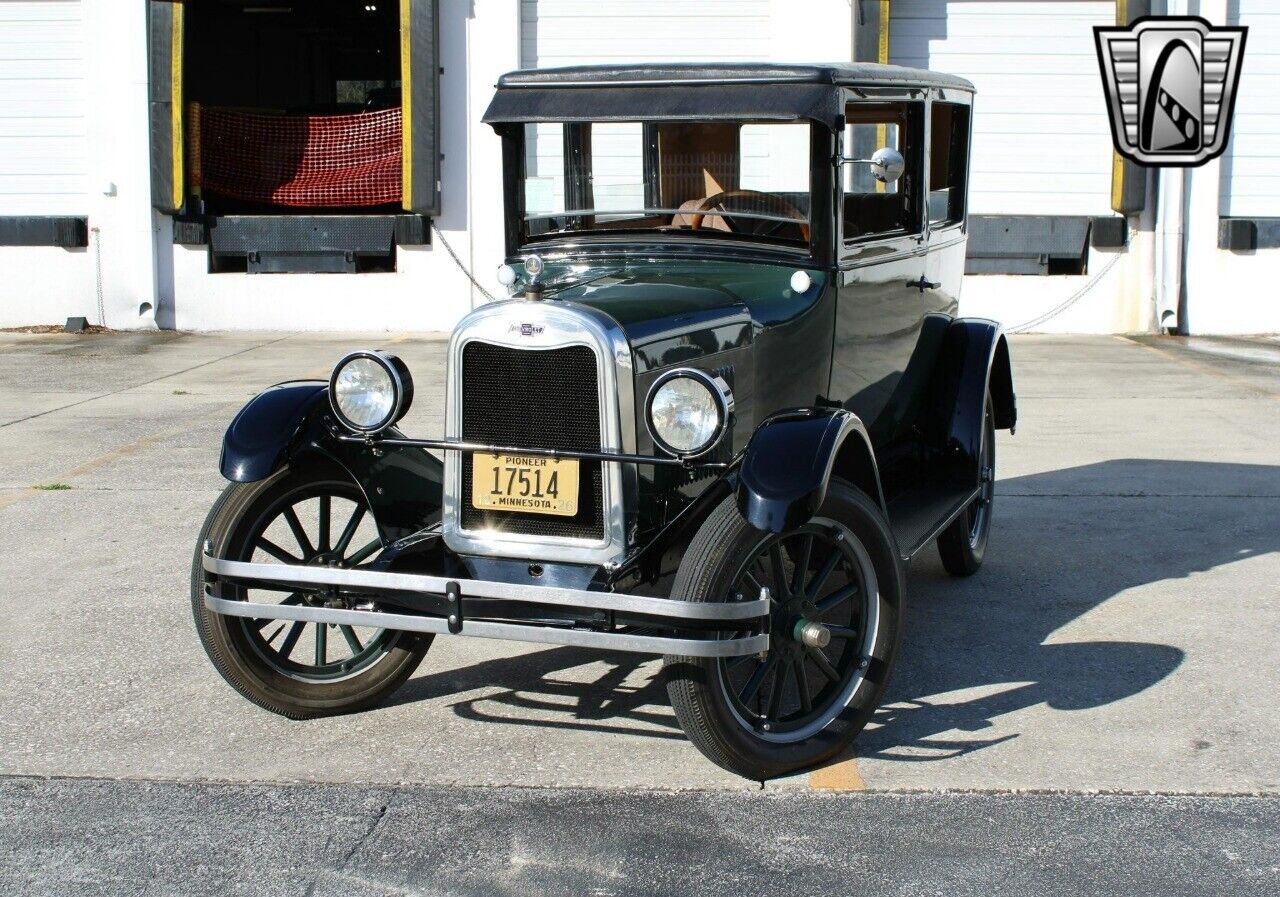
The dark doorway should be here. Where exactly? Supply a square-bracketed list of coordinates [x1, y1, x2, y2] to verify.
[186, 0, 401, 119]
[181, 1, 407, 272]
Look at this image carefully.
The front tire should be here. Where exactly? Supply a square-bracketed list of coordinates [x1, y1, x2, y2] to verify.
[191, 463, 430, 719]
[664, 480, 904, 780]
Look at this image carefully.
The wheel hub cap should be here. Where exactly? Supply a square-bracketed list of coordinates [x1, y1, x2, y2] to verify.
[793, 619, 831, 649]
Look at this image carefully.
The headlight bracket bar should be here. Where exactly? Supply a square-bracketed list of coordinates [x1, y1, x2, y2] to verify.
[333, 432, 731, 471]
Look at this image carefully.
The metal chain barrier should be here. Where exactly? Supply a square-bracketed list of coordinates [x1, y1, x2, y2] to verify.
[430, 221, 498, 304]
[1005, 241, 1129, 334]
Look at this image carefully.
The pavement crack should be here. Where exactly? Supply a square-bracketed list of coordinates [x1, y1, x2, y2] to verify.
[338, 799, 391, 871]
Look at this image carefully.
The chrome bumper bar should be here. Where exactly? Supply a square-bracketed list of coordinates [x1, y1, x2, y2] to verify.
[201, 546, 770, 658]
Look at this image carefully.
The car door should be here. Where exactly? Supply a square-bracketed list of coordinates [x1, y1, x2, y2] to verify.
[829, 99, 929, 446]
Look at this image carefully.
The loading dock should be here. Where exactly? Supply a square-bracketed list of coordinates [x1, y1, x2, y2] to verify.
[148, 0, 438, 273]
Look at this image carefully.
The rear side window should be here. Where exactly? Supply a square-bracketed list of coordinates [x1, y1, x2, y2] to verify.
[929, 102, 969, 227]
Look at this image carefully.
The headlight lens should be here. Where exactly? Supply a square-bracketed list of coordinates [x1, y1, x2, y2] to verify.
[647, 370, 732, 457]
[329, 352, 412, 433]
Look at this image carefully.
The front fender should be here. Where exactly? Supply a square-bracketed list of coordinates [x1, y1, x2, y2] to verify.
[736, 408, 884, 533]
[219, 381, 443, 543]
[220, 381, 328, 482]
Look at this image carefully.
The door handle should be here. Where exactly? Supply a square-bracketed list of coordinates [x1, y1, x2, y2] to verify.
[906, 276, 940, 292]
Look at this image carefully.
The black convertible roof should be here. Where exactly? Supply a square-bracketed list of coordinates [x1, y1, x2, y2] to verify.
[483, 63, 973, 129]
[496, 62, 974, 92]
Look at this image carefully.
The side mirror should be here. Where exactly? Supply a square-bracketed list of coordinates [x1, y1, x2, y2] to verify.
[840, 146, 906, 188]
[867, 147, 905, 184]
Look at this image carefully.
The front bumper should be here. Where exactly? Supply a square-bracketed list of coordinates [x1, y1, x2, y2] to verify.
[201, 545, 770, 658]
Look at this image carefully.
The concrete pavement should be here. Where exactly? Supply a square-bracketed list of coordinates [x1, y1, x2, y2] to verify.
[0, 330, 1278, 793]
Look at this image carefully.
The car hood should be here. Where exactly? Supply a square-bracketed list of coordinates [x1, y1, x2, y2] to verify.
[532, 258, 825, 372]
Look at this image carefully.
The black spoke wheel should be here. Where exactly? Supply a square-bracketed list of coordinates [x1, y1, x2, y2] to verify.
[191, 462, 431, 718]
[233, 480, 394, 682]
[719, 520, 878, 742]
[664, 479, 903, 780]
[938, 389, 996, 576]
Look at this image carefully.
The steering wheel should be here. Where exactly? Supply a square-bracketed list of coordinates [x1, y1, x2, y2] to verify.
[688, 190, 811, 242]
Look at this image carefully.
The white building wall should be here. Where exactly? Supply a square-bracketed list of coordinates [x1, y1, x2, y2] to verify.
[85, 0, 165, 330]
[0, 0, 87, 213]
[521, 0, 769, 67]
[1, 0, 174, 330]
[2, 0, 1276, 334]
[1220, 0, 1280, 219]
[891, 0, 1153, 334]
[0, 0, 93, 326]
[891, 0, 1116, 216]
[1182, 0, 1280, 335]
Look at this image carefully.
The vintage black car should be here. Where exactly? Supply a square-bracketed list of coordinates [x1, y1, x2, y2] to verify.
[193, 63, 1016, 780]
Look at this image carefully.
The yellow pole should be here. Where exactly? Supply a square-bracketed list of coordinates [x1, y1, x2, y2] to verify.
[400, 0, 413, 211]
[171, 2, 184, 210]
[1111, 0, 1127, 212]
[876, 0, 890, 192]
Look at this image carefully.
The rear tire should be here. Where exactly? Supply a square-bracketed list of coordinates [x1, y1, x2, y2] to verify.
[937, 390, 996, 576]
[191, 463, 430, 719]
[664, 479, 904, 780]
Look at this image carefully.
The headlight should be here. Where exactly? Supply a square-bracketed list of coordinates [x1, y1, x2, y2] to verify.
[645, 368, 733, 458]
[329, 351, 413, 434]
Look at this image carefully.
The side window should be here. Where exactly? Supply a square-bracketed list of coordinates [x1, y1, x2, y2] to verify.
[841, 103, 922, 241]
[929, 102, 970, 227]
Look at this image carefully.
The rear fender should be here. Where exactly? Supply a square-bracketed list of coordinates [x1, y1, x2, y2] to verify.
[735, 408, 885, 534]
[927, 319, 1017, 482]
[219, 381, 443, 543]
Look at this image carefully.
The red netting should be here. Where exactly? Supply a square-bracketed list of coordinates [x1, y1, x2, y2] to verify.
[188, 103, 402, 207]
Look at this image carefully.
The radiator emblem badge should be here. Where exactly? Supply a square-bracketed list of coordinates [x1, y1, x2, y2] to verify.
[510, 323, 544, 337]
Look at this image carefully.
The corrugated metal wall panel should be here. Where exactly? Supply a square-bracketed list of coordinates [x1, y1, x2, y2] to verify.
[1222, 1, 1279, 217]
[520, 0, 775, 221]
[0, 0, 86, 215]
[891, 0, 1115, 216]
[520, 0, 770, 69]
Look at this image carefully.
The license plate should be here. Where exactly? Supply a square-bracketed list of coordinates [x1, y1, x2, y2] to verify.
[471, 452, 579, 517]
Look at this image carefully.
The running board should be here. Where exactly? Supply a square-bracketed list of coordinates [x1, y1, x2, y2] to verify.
[887, 483, 982, 560]
[201, 545, 770, 659]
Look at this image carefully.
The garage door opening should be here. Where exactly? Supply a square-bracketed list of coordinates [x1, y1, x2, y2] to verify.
[188, 0, 400, 217]
[148, 0, 440, 273]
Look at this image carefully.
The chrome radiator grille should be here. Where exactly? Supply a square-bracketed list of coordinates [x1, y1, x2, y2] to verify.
[459, 341, 606, 541]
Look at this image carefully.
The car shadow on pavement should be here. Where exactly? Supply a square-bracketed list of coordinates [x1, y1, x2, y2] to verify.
[857, 459, 1280, 761]
[393, 460, 1278, 755]
[390, 645, 681, 738]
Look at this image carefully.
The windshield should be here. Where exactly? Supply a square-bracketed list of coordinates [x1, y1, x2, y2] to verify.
[519, 120, 813, 248]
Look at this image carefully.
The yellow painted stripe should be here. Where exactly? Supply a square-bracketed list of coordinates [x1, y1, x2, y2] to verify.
[0, 432, 172, 513]
[809, 751, 866, 791]
[1111, 150, 1124, 212]
[171, 3, 184, 211]
[400, 0, 413, 211]
[1109, 3, 1128, 212]
[0, 488, 37, 514]
[878, 0, 890, 64]
[875, 1, 890, 193]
